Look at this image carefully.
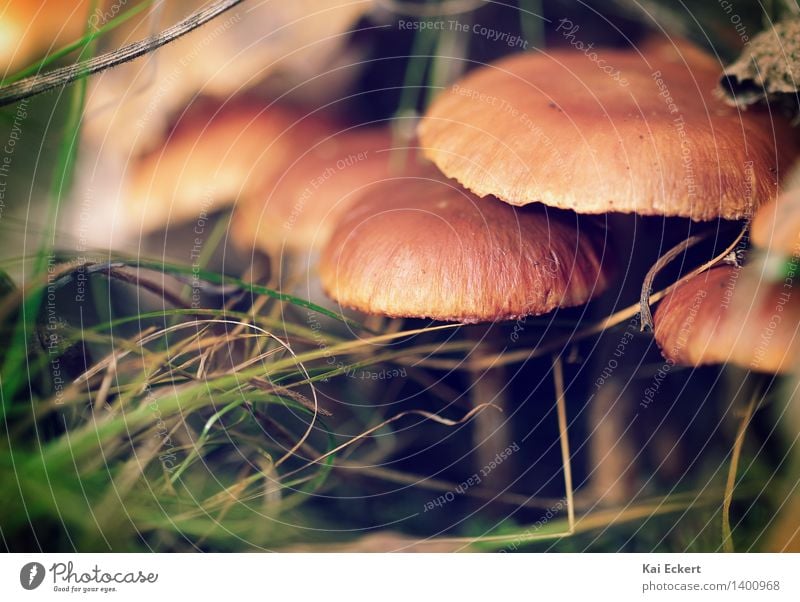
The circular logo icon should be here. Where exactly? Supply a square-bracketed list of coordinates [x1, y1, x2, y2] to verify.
[20, 562, 46, 590]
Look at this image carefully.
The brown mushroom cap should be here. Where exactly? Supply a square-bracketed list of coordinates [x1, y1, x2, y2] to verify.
[319, 176, 611, 323]
[418, 48, 796, 221]
[232, 125, 399, 254]
[653, 264, 800, 373]
[127, 99, 303, 232]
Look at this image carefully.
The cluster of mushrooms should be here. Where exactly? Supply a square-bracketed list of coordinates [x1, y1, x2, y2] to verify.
[129, 37, 799, 377]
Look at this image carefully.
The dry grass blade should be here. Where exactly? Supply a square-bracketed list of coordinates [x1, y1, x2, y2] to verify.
[280, 403, 501, 481]
[249, 377, 332, 417]
[552, 355, 575, 534]
[722, 385, 762, 552]
[639, 225, 747, 331]
[639, 232, 710, 331]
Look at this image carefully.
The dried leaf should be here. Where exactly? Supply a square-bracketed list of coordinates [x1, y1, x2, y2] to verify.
[718, 19, 800, 112]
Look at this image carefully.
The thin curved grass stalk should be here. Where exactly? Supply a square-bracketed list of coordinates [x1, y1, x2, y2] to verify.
[248, 378, 331, 417]
[552, 355, 576, 535]
[133, 257, 367, 330]
[75, 320, 222, 383]
[283, 344, 474, 388]
[420, 490, 724, 549]
[94, 355, 117, 411]
[278, 403, 501, 483]
[225, 347, 290, 375]
[639, 232, 710, 331]
[167, 398, 252, 484]
[261, 323, 461, 374]
[722, 385, 762, 552]
[0, 0, 247, 105]
[158, 456, 334, 528]
[39, 350, 307, 468]
[176, 319, 320, 470]
[100, 308, 344, 346]
[639, 224, 747, 331]
[103, 265, 191, 309]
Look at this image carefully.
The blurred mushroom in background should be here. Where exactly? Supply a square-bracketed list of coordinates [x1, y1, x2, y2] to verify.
[72, 0, 375, 251]
[751, 164, 800, 259]
[0, 0, 90, 75]
[125, 97, 303, 234]
[82, 0, 375, 153]
[231, 120, 402, 287]
[653, 262, 799, 373]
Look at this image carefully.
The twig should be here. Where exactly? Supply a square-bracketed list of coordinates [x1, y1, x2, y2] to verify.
[639, 225, 747, 332]
[639, 233, 709, 332]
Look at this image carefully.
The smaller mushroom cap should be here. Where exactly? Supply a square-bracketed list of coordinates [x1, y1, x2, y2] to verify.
[319, 176, 611, 323]
[653, 264, 800, 373]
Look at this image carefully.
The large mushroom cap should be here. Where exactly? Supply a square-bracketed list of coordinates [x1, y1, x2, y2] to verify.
[418, 48, 796, 221]
[653, 264, 800, 373]
[319, 176, 611, 323]
[232, 124, 398, 254]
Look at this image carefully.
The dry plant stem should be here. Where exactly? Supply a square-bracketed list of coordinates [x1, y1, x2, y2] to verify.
[639, 232, 709, 331]
[402, 295, 652, 371]
[469, 335, 513, 490]
[553, 355, 576, 534]
[196, 275, 272, 379]
[722, 385, 762, 552]
[0, 0, 246, 105]
[78, 318, 321, 469]
[278, 403, 500, 483]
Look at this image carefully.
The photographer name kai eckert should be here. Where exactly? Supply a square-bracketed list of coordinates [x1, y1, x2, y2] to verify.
[643, 563, 701, 574]
[50, 562, 158, 585]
